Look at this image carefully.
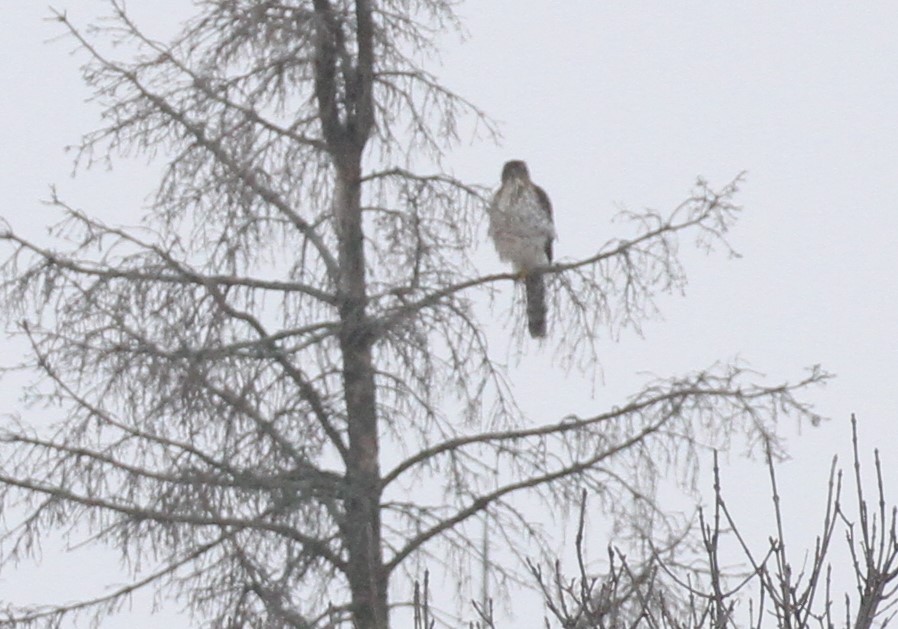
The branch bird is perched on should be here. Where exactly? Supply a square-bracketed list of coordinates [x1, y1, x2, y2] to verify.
[487, 160, 556, 338]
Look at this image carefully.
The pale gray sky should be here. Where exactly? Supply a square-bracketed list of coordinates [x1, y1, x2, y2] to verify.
[2, 2, 897, 626]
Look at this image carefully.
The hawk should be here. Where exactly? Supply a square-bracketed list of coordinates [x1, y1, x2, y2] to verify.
[487, 160, 556, 338]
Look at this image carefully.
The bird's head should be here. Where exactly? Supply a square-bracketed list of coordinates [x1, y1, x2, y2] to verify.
[501, 160, 530, 183]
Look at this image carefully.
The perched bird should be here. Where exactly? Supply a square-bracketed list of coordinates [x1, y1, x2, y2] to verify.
[487, 160, 556, 338]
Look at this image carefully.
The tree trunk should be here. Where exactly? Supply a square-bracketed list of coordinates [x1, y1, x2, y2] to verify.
[309, 0, 384, 620]
[334, 157, 388, 628]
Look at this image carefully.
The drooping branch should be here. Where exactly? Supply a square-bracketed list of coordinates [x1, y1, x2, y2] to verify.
[0, 534, 229, 627]
[54, 8, 340, 281]
[1, 204, 337, 305]
[386, 422, 665, 574]
[382, 364, 828, 489]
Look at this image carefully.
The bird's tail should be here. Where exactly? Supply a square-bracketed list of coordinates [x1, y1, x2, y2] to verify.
[524, 273, 547, 338]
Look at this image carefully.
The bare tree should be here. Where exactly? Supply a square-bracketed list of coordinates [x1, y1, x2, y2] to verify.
[534, 417, 898, 629]
[0, 1, 827, 627]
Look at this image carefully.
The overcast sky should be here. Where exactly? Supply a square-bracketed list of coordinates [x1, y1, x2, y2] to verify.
[2, 2, 898, 626]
